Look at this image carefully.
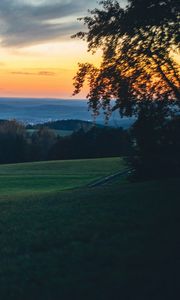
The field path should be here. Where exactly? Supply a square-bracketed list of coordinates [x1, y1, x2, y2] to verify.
[88, 169, 132, 187]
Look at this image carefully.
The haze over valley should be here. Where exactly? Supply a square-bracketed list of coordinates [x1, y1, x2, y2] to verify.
[0, 98, 134, 127]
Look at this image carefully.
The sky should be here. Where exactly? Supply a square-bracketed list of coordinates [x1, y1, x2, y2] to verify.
[0, 0, 105, 98]
[0, 0, 178, 99]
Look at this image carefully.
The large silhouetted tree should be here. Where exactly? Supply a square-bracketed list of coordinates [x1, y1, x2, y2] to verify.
[73, 0, 180, 118]
[73, 0, 180, 178]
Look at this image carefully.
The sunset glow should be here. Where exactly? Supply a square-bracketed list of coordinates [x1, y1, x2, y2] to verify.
[0, 0, 178, 99]
[0, 41, 101, 98]
[0, 0, 102, 98]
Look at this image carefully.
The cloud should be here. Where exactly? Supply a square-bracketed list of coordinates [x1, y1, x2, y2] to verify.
[11, 70, 56, 76]
[0, 0, 98, 47]
[38, 71, 56, 76]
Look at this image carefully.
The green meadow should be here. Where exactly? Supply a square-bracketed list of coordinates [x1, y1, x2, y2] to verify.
[0, 157, 125, 197]
[0, 157, 179, 299]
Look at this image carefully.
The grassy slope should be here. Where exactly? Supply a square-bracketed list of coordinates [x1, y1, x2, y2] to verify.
[0, 159, 179, 299]
[0, 157, 125, 196]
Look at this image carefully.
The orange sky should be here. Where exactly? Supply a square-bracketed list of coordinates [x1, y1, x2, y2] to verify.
[0, 0, 178, 99]
[0, 40, 101, 98]
[0, 40, 179, 99]
[1, 40, 178, 99]
[0, 0, 103, 99]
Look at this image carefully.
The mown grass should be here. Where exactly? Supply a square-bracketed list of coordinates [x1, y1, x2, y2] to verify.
[0, 157, 125, 196]
[0, 158, 179, 299]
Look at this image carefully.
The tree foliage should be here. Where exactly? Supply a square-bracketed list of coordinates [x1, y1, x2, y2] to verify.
[0, 120, 132, 164]
[73, 0, 180, 118]
[129, 106, 180, 179]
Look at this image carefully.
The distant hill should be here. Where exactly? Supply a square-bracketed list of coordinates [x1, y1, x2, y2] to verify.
[26, 119, 99, 131]
[0, 98, 135, 127]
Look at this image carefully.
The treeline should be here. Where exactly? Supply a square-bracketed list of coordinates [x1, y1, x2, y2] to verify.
[26, 119, 95, 131]
[49, 126, 131, 160]
[1, 115, 179, 178]
[0, 120, 131, 164]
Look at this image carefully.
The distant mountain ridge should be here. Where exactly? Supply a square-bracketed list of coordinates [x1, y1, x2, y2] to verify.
[26, 119, 96, 131]
[0, 98, 135, 128]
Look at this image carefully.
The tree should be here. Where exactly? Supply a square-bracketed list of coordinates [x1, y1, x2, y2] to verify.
[31, 127, 56, 161]
[73, 0, 180, 118]
[73, 0, 180, 178]
[127, 101, 180, 179]
[0, 120, 28, 163]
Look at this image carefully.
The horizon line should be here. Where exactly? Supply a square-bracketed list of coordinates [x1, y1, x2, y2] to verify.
[0, 97, 87, 100]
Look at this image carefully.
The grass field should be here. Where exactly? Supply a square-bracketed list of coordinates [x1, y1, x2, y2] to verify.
[0, 158, 179, 299]
[0, 157, 125, 197]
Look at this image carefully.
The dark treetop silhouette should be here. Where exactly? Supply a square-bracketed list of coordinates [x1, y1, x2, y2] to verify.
[73, 0, 180, 118]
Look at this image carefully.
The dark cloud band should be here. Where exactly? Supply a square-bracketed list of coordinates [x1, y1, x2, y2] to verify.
[0, 0, 98, 47]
